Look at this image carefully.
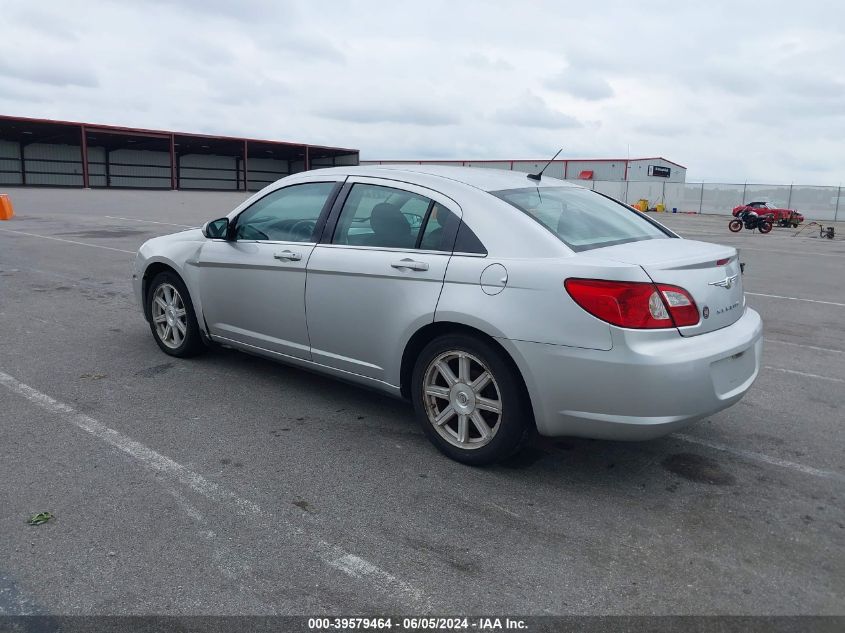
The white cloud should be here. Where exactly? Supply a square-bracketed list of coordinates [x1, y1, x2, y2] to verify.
[317, 103, 459, 126]
[0, 0, 842, 182]
[493, 92, 581, 129]
[464, 53, 514, 71]
[545, 71, 613, 101]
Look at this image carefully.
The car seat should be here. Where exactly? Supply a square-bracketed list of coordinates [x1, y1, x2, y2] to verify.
[366, 202, 413, 248]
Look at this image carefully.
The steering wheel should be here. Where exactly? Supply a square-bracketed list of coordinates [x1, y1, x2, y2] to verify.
[237, 224, 269, 241]
[289, 219, 316, 241]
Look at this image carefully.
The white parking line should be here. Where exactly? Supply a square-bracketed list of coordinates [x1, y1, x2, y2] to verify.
[673, 434, 845, 484]
[676, 230, 735, 236]
[764, 339, 844, 354]
[104, 215, 194, 228]
[0, 370, 429, 610]
[738, 246, 845, 259]
[0, 370, 263, 515]
[165, 486, 208, 524]
[746, 292, 845, 307]
[764, 366, 845, 384]
[0, 227, 135, 254]
[490, 502, 521, 518]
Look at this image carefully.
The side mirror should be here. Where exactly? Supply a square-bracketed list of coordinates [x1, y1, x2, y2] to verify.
[202, 218, 230, 239]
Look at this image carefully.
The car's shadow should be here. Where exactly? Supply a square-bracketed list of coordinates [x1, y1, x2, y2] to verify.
[173, 342, 736, 491]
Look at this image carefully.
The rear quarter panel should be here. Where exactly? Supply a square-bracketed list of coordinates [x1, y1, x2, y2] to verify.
[437, 255, 654, 351]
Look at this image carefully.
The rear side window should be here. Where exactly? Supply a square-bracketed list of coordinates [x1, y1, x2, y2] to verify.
[419, 203, 461, 251]
[453, 221, 487, 255]
[332, 184, 429, 249]
[492, 187, 671, 252]
[331, 183, 466, 253]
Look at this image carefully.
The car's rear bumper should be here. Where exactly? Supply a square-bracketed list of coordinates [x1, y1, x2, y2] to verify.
[501, 308, 763, 440]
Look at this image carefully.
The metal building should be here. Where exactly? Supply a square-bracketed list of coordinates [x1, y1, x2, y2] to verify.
[362, 157, 686, 182]
[0, 115, 358, 191]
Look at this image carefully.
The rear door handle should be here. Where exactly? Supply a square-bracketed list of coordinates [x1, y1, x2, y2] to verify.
[274, 250, 302, 261]
[391, 258, 429, 271]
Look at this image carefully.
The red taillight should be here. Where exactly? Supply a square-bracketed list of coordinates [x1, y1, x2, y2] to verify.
[564, 279, 700, 329]
[656, 284, 700, 326]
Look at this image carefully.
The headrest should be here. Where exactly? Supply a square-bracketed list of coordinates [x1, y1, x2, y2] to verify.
[370, 203, 411, 238]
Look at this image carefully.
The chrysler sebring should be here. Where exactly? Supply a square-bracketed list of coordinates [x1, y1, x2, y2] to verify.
[133, 165, 762, 465]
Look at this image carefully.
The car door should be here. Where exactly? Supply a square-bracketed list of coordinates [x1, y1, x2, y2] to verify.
[197, 180, 342, 360]
[305, 177, 462, 384]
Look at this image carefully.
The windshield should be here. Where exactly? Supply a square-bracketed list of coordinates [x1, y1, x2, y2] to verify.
[492, 187, 673, 252]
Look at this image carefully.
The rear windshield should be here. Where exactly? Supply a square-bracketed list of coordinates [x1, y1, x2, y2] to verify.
[492, 187, 673, 252]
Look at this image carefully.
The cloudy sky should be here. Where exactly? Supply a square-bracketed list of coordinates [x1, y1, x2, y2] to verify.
[1, 0, 843, 183]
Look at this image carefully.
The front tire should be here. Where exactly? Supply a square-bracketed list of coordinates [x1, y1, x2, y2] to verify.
[146, 271, 206, 357]
[411, 334, 532, 465]
[729, 219, 743, 232]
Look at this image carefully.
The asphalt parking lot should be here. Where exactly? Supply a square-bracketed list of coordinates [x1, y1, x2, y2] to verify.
[0, 198, 843, 616]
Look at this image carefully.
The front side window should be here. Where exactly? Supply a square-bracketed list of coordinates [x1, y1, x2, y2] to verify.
[492, 187, 671, 252]
[332, 184, 431, 249]
[235, 182, 336, 242]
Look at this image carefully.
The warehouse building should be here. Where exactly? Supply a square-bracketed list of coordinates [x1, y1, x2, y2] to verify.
[362, 157, 686, 182]
[0, 115, 358, 191]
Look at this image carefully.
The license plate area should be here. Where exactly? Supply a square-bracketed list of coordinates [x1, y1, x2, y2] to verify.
[710, 347, 756, 397]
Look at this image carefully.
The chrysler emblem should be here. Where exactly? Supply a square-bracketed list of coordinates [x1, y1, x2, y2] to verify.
[709, 274, 738, 290]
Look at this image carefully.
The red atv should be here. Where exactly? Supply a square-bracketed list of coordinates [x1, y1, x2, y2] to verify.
[733, 201, 804, 227]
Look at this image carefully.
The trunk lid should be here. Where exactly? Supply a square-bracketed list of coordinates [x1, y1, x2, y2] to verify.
[581, 238, 744, 336]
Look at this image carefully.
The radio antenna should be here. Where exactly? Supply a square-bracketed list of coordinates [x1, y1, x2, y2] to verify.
[527, 149, 563, 181]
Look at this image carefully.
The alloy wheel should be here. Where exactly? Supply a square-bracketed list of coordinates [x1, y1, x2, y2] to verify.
[422, 350, 503, 450]
[151, 283, 188, 349]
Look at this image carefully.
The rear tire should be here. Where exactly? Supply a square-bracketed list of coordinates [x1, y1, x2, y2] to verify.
[146, 271, 206, 358]
[411, 334, 532, 466]
[759, 221, 773, 234]
[729, 219, 743, 232]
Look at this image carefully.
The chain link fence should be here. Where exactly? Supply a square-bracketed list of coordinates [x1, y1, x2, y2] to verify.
[580, 180, 842, 221]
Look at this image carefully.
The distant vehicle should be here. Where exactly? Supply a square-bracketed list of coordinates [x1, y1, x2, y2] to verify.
[133, 165, 762, 465]
[732, 202, 804, 227]
[729, 210, 773, 233]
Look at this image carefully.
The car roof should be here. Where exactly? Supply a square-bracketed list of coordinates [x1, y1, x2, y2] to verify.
[306, 164, 581, 193]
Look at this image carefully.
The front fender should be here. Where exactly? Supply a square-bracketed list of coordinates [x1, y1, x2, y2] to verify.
[136, 237, 206, 332]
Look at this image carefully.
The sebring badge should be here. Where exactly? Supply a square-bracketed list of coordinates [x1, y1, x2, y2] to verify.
[709, 273, 738, 290]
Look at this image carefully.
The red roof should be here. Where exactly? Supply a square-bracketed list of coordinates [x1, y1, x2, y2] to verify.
[0, 114, 358, 153]
[365, 157, 687, 169]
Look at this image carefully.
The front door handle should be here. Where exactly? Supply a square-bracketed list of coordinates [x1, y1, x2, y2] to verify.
[274, 250, 302, 261]
[391, 258, 429, 271]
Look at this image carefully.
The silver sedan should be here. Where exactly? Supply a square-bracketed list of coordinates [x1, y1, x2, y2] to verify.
[133, 165, 762, 465]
